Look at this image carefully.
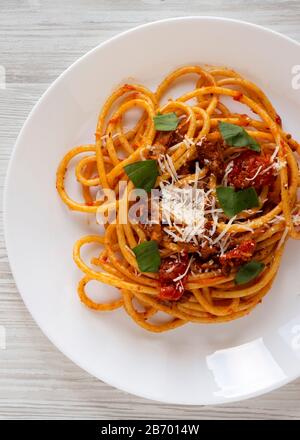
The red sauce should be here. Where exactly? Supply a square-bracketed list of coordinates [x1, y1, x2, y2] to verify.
[240, 114, 250, 126]
[233, 92, 243, 102]
[227, 151, 275, 190]
[86, 201, 94, 206]
[158, 252, 189, 301]
[275, 114, 282, 126]
[123, 84, 135, 91]
[220, 240, 256, 269]
[109, 115, 120, 124]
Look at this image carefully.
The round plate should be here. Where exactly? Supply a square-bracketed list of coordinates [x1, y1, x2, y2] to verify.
[5, 17, 300, 405]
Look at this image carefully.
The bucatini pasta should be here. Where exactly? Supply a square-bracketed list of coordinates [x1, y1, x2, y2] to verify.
[56, 65, 300, 332]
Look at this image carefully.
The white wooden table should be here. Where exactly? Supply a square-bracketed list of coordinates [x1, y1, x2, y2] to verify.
[1, 0, 300, 420]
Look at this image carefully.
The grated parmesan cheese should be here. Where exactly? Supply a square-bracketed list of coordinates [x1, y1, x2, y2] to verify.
[271, 145, 280, 162]
[245, 165, 262, 181]
[222, 161, 234, 186]
[276, 227, 289, 250]
[183, 135, 194, 148]
[173, 256, 194, 282]
[213, 216, 237, 245]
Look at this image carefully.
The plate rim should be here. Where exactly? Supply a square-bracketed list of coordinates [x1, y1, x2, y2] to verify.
[4, 15, 300, 405]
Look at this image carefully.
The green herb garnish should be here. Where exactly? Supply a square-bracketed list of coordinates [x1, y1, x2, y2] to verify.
[219, 121, 260, 152]
[153, 112, 179, 131]
[132, 240, 161, 273]
[124, 160, 159, 192]
[216, 186, 259, 218]
[235, 261, 265, 285]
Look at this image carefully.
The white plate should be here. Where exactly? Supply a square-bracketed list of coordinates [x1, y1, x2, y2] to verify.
[4, 17, 300, 405]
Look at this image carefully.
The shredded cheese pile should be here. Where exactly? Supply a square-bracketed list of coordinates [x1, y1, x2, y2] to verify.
[158, 154, 233, 254]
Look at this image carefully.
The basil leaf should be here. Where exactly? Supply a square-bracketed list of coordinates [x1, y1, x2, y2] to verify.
[216, 186, 259, 218]
[219, 121, 261, 152]
[235, 261, 265, 285]
[153, 112, 179, 131]
[124, 160, 158, 192]
[132, 240, 161, 273]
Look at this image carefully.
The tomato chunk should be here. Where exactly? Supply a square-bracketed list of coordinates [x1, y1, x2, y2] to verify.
[158, 253, 189, 301]
[227, 151, 275, 190]
[219, 240, 256, 274]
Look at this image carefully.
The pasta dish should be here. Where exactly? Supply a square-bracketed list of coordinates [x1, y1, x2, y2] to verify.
[56, 65, 300, 332]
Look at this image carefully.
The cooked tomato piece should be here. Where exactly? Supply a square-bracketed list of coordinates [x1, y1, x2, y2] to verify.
[219, 240, 256, 275]
[158, 252, 189, 301]
[227, 151, 275, 190]
[160, 285, 183, 301]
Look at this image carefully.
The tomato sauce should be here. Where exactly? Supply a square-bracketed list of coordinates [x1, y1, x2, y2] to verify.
[220, 240, 256, 272]
[227, 151, 275, 190]
[159, 252, 189, 301]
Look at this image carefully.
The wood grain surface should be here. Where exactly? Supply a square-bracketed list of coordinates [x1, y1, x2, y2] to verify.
[1, 0, 300, 420]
